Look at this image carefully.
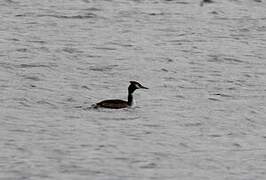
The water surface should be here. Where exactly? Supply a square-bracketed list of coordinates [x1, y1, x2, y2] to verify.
[0, 0, 266, 179]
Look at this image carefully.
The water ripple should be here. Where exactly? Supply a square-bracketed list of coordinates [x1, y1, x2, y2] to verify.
[38, 13, 98, 19]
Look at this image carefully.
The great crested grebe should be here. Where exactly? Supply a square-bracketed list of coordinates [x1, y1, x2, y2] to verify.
[94, 81, 148, 109]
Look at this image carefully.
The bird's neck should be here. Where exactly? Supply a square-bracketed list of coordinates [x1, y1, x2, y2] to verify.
[127, 91, 133, 106]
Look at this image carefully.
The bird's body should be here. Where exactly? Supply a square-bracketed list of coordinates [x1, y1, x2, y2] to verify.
[94, 81, 148, 109]
[95, 99, 129, 109]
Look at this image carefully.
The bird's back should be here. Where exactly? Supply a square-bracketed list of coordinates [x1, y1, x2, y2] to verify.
[95, 99, 129, 109]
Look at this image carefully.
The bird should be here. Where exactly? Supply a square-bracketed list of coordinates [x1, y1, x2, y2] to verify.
[93, 81, 148, 109]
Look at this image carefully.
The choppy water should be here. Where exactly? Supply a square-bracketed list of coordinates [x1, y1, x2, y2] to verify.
[1, 0, 266, 179]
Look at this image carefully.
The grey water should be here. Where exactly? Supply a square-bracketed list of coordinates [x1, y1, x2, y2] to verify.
[0, 0, 266, 179]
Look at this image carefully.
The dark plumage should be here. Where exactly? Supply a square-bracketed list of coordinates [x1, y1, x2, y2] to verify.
[94, 81, 148, 109]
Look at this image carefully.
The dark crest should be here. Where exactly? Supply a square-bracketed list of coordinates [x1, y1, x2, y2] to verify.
[129, 81, 148, 89]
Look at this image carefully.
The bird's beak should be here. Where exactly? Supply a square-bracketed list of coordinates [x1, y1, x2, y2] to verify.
[140, 85, 148, 89]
